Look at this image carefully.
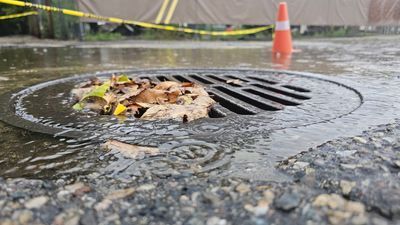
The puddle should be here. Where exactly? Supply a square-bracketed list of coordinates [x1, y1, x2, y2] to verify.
[0, 36, 399, 180]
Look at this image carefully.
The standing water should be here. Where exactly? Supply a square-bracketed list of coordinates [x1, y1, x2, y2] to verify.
[0, 36, 399, 180]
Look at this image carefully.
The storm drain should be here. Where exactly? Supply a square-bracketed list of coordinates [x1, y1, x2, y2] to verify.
[0, 69, 362, 140]
[137, 72, 310, 118]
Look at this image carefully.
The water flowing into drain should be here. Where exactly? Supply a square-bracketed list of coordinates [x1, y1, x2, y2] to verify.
[0, 69, 363, 178]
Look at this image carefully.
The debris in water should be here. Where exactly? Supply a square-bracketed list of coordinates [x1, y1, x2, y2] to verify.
[226, 79, 243, 85]
[71, 74, 215, 122]
[103, 140, 160, 159]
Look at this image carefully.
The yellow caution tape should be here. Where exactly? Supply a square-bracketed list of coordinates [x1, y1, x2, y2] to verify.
[0, 11, 37, 20]
[0, 0, 274, 36]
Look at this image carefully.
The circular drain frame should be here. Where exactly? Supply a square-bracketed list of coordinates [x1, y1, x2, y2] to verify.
[0, 69, 363, 141]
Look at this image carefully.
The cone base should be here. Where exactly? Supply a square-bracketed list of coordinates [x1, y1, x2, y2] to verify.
[272, 31, 293, 54]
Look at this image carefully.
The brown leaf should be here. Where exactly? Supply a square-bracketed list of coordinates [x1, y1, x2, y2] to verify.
[79, 77, 102, 88]
[140, 105, 205, 122]
[81, 96, 107, 111]
[133, 89, 169, 104]
[167, 89, 182, 103]
[141, 95, 215, 122]
[184, 84, 209, 96]
[136, 102, 156, 108]
[120, 84, 139, 94]
[181, 82, 194, 87]
[103, 140, 160, 159]
[119, 87, 143, 101]
[71, 86, 95, 101]
[134, 78, 152, 89]
[154, 81, 180, 91]
[192, 95, 216, 107]
[126, 104, 141, 115]
[103, 92, 117, 104]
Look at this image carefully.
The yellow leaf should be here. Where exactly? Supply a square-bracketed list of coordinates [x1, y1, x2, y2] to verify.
[176, 95, 193, 105]
[117, 75, 131, 83]
[72, 102, 84, 111]
[82, 81, 110, 100]
[113, 103, 127, 116]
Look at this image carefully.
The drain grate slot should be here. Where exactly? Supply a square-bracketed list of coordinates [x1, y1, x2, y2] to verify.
[207, 75, 228, 83]
[172, 75, 191, 83]
[214, 86, 283, 111]
[208, 107, 227, 118]
[225, 75, 249, 82]
[252, 84, 311, 100]
[138, 76, 152, 81]
[282, 85, 310, 93]
[243, 89, 300, 106]
[208, 92, 256, 115]
[156, 76, 170, 82]
[248, 76, 278, 84]
[207, 74, 243, 87]
[189, 75, 214, 84]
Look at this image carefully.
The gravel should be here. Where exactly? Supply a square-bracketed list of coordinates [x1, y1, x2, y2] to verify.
[1, 121, 400, 225]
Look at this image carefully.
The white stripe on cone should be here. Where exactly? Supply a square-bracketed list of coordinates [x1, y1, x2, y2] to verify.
[275, 21, 290, 31]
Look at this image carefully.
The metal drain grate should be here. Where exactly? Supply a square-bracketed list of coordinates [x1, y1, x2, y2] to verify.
[137, 73, 311, 118]
[0, 69, 363, 139]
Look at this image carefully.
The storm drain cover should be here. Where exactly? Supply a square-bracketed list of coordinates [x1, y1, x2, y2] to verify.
[0, 69, 362, 143]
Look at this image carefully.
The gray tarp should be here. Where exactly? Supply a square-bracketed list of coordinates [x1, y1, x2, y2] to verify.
[78, 0, 400, 26]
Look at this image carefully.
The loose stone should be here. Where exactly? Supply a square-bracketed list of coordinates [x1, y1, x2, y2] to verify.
[25, 196, 49, 209]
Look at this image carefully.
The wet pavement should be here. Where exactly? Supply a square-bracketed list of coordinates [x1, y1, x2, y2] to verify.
[0, 36, 399, 224]
[0, 36, 399, 179]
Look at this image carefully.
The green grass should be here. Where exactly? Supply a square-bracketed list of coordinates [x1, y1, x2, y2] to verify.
[83, 32, 124, 41]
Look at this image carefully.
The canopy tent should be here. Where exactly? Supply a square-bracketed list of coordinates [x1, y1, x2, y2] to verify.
[77, 0, 400, 26]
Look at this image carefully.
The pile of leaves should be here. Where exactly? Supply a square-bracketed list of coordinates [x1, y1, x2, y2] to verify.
[71, 74, 216, 122]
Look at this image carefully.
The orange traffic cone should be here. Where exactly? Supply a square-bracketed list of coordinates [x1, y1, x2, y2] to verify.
[272, 2, 292, 54]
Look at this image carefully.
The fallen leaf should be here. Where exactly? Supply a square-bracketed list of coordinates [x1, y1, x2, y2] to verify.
[185, 84, 209, 96]
[126, 104, 141, 115]
[141, 95, 215, 122]
[133, 89, 169, 104]
[176, 95, 193, 105]
[76, 96, 108, 112]
[113, 103, 127, 116]
[105, 188, 135, 200]
[103, 140, 160, 159]
[118, 87, 143, 101]
[154, 81, 180, 90]
[82, 82, 111, 99]
[71, 74, 215, 121]
[135, 102, 156, 108]
[103, 92, 117, 104]
[134, 78, 152, 89]
[167, 89, 182, 103]
[116, 74, 131, 84]
[71, 86, 95, 101]
[181, 82, 194, 87]
[193, 95, 216, 107]
[72, 102, 84, 111]
[226, 79, 243, 85]
[79, 77, 102, 88]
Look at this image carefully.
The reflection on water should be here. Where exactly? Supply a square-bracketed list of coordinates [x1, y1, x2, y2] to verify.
[271, 52, 292, 70]
[0, 36, 399, 180]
